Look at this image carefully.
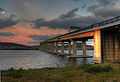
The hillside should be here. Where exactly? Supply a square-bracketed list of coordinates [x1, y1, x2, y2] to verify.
[0, 42, 38, 50]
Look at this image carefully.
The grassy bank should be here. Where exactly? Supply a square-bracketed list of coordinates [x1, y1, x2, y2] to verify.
[1, 64, 120, 82]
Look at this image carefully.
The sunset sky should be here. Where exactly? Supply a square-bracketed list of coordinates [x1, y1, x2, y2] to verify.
[0, 0, 120, 45]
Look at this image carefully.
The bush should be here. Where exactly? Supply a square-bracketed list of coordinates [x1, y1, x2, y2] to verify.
[4, 68, 23, 78]
[79, 64, 91, 70]
[86, 65, 112, 73]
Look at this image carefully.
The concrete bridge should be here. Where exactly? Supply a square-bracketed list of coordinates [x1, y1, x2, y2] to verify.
[39, 16, 120, 64]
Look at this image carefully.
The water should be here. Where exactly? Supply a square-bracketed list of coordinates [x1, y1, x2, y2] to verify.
[0, 50, 94, 70]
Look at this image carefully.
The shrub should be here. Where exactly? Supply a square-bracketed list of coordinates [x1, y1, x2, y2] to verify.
[4, 68, 23, 78]
[79, 64, 91, 70]
[86, 66, 103, 73]
[102, 66, 113, 72]
[86, 65, 112, 73]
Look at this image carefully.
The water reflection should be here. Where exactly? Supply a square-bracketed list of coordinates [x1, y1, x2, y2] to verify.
[0, 50, 94, 70]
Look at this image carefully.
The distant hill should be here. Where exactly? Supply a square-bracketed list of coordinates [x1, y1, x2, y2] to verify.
[0, 42, 39, 50]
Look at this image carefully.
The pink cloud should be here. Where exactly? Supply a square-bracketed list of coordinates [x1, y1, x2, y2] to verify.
[0, 26, 68, 45]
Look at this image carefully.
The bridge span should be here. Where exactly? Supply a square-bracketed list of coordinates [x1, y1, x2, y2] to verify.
[39, 16, 120, 64]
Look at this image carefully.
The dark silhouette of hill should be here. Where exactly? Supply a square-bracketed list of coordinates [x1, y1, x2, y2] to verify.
[0, 42, 38, 50]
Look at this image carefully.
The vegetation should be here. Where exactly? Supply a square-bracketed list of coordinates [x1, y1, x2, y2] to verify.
[1, 64, 120, 82]
[79, 64, 112, 73]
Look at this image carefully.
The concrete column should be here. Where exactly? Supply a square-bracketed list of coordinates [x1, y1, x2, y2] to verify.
[56, 42, 58, 53]
[61, 41, 64, 55]
[73, 40, 77, 56]
[68, 41, 71, 54]
[115, 32, 120, 61]
[48, 42, 50, 53]
[52, 42, 54, 54]
[83, 40, 87, 56]
[94, 30, 101, 63]
[46, 42, 49, 52]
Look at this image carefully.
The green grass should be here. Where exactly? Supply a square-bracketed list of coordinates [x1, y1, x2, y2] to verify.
[1, 64, 120, 82]
[86, 65, 112, 73]
[2, 68, 23, 78]
[79, 64, 112, 73]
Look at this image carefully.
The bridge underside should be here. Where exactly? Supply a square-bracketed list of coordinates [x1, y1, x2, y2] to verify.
[101, 25, 120, 63]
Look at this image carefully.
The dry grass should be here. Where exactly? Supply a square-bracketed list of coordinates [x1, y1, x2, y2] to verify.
[1, 64, 120, 82]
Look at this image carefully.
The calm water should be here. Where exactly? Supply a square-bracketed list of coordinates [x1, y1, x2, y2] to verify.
[0, 50, 94, 70]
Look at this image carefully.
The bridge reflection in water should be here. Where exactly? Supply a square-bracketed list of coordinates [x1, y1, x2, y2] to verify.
[39, 16, 120, 64]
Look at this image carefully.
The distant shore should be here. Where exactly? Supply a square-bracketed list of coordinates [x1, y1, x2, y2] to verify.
[0, 42, 39, 50]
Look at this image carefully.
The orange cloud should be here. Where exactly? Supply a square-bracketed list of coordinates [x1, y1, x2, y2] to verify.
[0, 25, 68, 45]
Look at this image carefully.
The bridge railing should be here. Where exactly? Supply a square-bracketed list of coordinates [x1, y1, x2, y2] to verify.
[78, 16, 120, 32]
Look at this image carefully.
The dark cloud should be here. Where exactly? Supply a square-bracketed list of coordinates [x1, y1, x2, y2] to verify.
[93, 7, 120, 17]
[73, 0, 80, 2]
[0, 16, 19, 29]
[82, 4, 87, 8]
[28, 35, 51, 41]
[59, 8, 79, 19]
[30, 0, 119, 30]
[0, 32, 16, 36]
[87, 5, 99, 13]
[87, 0, 114, 13]
[33, 8, 104, 29]
[87, 0, 119, 18]
[96, 0, 115, 6]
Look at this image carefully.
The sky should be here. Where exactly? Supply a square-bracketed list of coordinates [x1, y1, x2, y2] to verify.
[0, 0, 120, 46]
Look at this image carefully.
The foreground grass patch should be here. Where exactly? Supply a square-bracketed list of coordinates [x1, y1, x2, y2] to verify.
[1, 64, 120, 82]
[79, 64, 113, 73]
[2, 68, 23, 78]
[86, 65, 112, 73]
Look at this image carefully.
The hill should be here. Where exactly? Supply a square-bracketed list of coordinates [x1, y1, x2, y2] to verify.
[0, 42, 38, 50]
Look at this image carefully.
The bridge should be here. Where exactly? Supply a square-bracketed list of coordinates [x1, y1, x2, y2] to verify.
[39, 16, 120, 64]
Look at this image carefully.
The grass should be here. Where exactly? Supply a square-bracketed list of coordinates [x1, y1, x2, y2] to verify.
[1, 64, 120, 82]
[2, 67, 23, 78]
[79, 64, 112, 73]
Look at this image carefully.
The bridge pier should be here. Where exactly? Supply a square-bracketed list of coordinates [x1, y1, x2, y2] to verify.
[93, 30, 101, 63]
[51, 42, 54, 54]
[82, 40, 87, 56]
[55, 42, 58, 54]
[73, 40, 77, 56]
[61, 41, 64, 55]
[68, 41, 71, 54]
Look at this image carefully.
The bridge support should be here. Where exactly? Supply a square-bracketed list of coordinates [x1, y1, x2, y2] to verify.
[52, 42, 54, 54]
[56, 42, 58, 54]
[73, 40, 77, 56]
[68, 41, 71, 54]
[83, 40, 87, 56]
[94, 30, 101, 63]
[61, 41, 64, 55]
